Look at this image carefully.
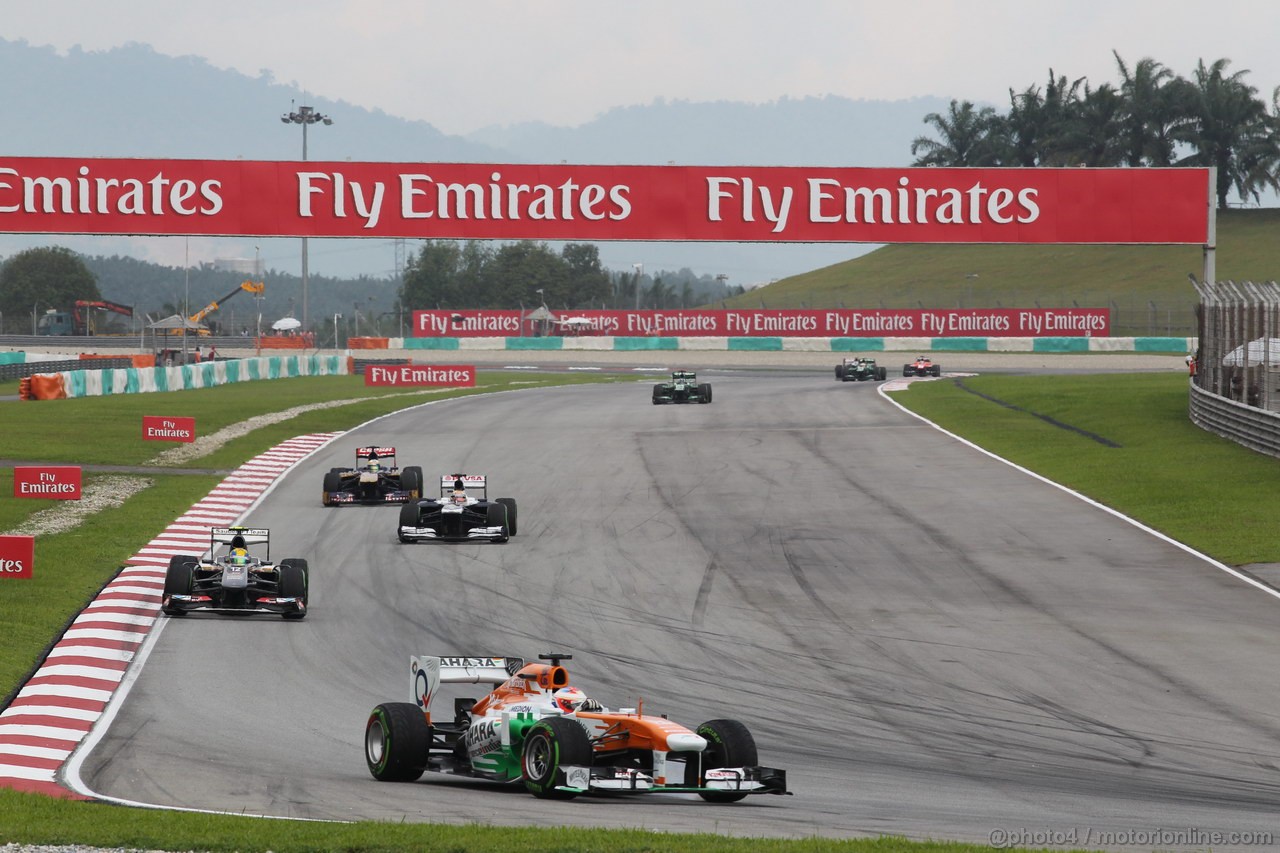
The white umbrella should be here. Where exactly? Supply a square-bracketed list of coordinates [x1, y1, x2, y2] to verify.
[272, 317, 302, 331]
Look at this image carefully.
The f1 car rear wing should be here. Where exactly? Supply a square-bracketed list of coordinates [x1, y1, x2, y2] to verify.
[411, 655, 523, 716]
[356, 446, 396, 465]
[210, 526, 270, 559]
[439, 474, 487, 498]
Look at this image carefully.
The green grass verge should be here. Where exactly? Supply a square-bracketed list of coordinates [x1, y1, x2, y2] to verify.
[890, 372, 1280, 566]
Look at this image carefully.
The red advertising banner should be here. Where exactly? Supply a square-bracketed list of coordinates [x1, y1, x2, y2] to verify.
[414, 308, 1110, 338]
[0, 158, 1210, 244]
[364, 364, 477, 387]
[13, 466, 82, 499]
[142, 415, 196, 442]
[0, 535, 34, 579]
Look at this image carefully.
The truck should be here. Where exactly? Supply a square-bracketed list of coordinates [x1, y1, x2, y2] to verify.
[37, 300, 134, 336]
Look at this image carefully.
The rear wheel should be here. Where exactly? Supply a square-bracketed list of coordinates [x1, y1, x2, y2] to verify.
[365, 702, 431, 782]
[834, 364, 844, 380]
[522, 716, 592, 799]
[322, 471, 343, 505]
[877, 366, 887, 381]
[652, 384, 665, 404]
[903, 365, 912, 377]
[398, 503, 419, 543]
[696, 718, 758, 803]
[278, 560, 308, 620]
[700, 383, 713, 403]
[400, 466, 423, 498]
[162, 556, 195, 616]
[931, 364, 941, 377]
[497, 498, 518, 535]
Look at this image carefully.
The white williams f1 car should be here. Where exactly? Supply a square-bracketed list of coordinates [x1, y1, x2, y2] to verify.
[397, 475, 517, 543]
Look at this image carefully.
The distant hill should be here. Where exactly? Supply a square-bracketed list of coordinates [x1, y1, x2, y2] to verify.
[722, 209, 1280, 336]
[0, 37, 948, 285]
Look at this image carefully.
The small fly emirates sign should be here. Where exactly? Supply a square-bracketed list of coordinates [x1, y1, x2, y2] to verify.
[0, 535, 34, 579]
[13, 466, 82, 499]
[364, 364, 476, 388]
[142, 415, 196, 442]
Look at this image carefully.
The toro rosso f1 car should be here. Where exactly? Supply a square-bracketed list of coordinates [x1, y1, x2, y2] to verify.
[903, 356, 942, 377]
[161, 526, 308, 619]
[397, 475, 517, 543]
[364, 652, 788, 801]
[835, 357, 887, 381]
[652, 370, 712, 404]
[322, 446, 423, 506]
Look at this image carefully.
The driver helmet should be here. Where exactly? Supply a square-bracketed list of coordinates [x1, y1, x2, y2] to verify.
[367, 451, 380, 472]
[452, 490, 467, 505]
[229, 547, 249, 567]
[554, 686, 589, 713]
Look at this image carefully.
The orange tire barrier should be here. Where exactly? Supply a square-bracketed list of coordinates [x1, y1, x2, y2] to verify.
[27, 374, 68, 400]
[18, 377, 31, 400]
[348, 337, 390, 349]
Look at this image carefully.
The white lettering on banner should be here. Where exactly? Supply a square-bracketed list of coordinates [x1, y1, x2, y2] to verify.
[0, 166, 223, 216]
[18, 482, 79, 495]
[297, 172, 386, 228]
[706, 177, 794, 233]
[399, 172, 632, 221]
[1, 559, 25, 573]
[807, 176, 1039, 227]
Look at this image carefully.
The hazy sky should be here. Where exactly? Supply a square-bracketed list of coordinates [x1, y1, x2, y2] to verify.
[8, 0, 1280, 136]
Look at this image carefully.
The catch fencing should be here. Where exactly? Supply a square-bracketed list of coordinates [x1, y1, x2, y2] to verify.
[1189, 277, 1280, 456]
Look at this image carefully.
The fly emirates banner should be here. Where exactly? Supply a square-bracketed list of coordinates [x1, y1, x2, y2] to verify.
[0, 159, 1210, 244]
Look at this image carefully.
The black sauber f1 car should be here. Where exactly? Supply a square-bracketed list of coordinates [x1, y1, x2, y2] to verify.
[161, 526, 308, 619]
[398, 475, 517, 543]
[903, 356, 942, 377]
[652, 370, 712, 404]
[322, 446, 423, 506]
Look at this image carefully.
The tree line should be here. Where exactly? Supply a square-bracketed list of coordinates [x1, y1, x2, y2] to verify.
[910, 53, 1280, 209]
[400, 239, 745, 311]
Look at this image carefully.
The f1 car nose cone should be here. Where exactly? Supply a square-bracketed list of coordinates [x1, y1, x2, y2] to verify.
[667, 733, 707, 752]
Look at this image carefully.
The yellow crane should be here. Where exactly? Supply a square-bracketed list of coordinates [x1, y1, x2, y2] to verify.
[189, 280, 265, 328]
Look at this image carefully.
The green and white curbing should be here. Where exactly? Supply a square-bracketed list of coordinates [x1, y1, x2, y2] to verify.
[392, 335, 1196, 354]
[45, 353, 348, 399]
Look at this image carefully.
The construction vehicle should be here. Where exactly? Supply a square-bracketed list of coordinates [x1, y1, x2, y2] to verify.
[189, 280, 265, 330]
[37, 300, 134, 336]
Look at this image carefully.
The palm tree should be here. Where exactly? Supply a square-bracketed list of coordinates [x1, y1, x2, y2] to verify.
[910, 99, 1002, 166]
[1056, 82, 1126, 166]
[1112, 52, 1190, 166]
[1175, 58, 1280, 209]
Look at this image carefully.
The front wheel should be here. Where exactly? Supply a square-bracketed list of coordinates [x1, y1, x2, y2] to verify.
[162, 556, 195, 616]
[322, 471, 343, 506]
[278, 559, 308, 620]
[497, 497, 518, 535]
[365, 702, 431, 782]
[398, 502, 419, 543]
[696, 718, 758, 803]
[522, 716, 592, 799]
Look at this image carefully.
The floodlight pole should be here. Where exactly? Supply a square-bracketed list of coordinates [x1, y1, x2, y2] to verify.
[281, 105, 334, 335]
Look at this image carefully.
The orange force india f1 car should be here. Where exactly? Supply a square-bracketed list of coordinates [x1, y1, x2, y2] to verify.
[364, 653, 788, 801]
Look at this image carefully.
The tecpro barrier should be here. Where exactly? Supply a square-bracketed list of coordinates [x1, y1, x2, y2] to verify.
[21, 354, 349, 400]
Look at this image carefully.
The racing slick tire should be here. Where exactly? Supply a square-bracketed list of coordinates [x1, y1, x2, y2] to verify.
[397, 503, 420, 543]
[400, 466, 423, 499]
[162, 556, 196, 616]
[322, 471, 343, 506]
[522, 716, 592, 799]
[497, 498, 518, 535]
[278, 560, 309, 620]
[696, 718, 759, 803]
[365, 702, 431, 782]
[877, 366, 887, 381]
[487, 501, 510, 542]
[652, 384, 666, 405]
[698, 383, 713, 403]
[834, 364, 844, 380]
[903, 364, 913, 377]
[931, 364, 941, 377]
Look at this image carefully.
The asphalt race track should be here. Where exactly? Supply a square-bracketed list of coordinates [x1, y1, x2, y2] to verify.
[74, 372, 1280, 846]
